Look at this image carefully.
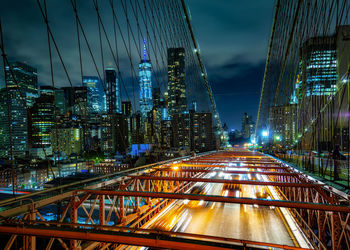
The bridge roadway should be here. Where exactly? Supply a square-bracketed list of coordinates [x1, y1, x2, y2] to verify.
[121, 150, 309, 249]
[145, 181, 295, 246]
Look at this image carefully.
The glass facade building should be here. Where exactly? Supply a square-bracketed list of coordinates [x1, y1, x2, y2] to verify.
[31, 93, 55, 151]
[105, 68, 121, 114]
[5, 61, 38, 107]
[139, 41, 153, 120]
[300, 36, 338, 97]
[0, 88, 28, 158]
[0, 61, 38, 158]
[83, 76, 104, 114]
[167, 48, 186, 116]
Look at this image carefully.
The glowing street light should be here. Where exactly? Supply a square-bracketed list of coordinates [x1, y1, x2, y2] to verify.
[262, 130, 269, 137]
[275, 135, 282, 141]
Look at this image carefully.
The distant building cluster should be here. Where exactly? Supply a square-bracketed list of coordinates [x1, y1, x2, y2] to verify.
[223, 113, 255, 147]
[0, 45, 217, 163]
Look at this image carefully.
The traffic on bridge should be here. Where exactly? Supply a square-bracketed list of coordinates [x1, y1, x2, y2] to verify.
[0, 150, 349, 249]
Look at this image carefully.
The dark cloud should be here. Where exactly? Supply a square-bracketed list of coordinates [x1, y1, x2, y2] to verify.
[187, 1, 274, 129]
[207, 59, 266, 130]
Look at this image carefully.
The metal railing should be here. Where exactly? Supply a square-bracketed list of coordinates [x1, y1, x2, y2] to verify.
[0, 153, 205, 216]
[276, 153, 350, 188]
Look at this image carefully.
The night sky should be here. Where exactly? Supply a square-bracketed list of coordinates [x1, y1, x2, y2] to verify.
[0, 0, 275, 130]
[187, 0, 275, 130]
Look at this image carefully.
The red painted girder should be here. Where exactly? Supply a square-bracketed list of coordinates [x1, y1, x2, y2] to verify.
[0, 223, 308, 250]
[185, 160, 277, 164]
[167, 165, 287, 169]
[157, 169, 298, 176]
[80, 190, 350, 212]
[130, 176, 322, 188]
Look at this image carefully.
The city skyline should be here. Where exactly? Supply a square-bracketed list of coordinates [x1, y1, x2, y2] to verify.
[0, 1, 275, 130]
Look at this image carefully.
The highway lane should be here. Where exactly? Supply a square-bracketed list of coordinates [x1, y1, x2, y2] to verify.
[146, 184, 295, 246]
[139, 171, 297, 248]
[180, 183, 295, 246]
[119, 159, 307, 250]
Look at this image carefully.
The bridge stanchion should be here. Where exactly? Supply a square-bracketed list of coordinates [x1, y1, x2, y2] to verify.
[146, 180, 150, 204]
[25, 211, 36, 250]
[99, 194, 105, 226]
[331, 211, 341, 250]
[318, 195, 326, 249]
[70, 196, 78, 250]
[134, 179, 139, 210]
[120, 195, 125, 221]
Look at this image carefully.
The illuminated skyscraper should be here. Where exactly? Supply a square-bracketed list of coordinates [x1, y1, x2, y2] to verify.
[0, 88, 27, 158]
[83, 76, 104, 114]
[167, 48, 186, 116]
[105, 68, 121, 114]
[139, 40, 153, 120]
[4, 61, 38, 107]
[0, 61, 38, 158]
[30, 86, 55, 158]
[300, 36, 337, 97]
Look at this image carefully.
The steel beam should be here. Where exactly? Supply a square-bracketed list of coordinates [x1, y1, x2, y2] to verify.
[0, 223, 309, 250]
[130, 176, 322, 188]
[183, 161, 279, 165]
[159, 169, 298, 176]
[171, 164, 286, 169]
[80, 190, 350, 212]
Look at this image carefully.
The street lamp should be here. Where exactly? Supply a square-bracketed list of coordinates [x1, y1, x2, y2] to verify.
[262, 130, 269, 137]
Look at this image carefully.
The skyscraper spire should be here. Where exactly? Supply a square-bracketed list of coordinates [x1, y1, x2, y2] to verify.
[143, 39, 147, 61]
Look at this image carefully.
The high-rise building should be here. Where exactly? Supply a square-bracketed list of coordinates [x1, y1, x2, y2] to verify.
[40, 85, 55, 97]
[0, 88, 28, 158]
[0, 61, 38, 158]
[54, 89, 66, 115]
[112, 114, 129, 155]
[144, 109, 162, 146]
[51, 127, 83, 157]
[122, 101, 132, 117]
[270, 104, 297, 147]
[131, 113, 144, 145]
[139, 41, 153, 120]
[105, 68, 121, 114]
[167, 48, 186, 116]
[122, 101, 132, 146]
[61, 86, 87, 115]
[161, 119, 172, 149]
[292, 26, 350, 103]
[4, 61, 38, 107]
[30, 87, 55, 158]
[241, 113, 254, 139]
[172, 112, 190, 149]
[152, 88, 161, 108]
[189, 110, 213, 152]
[300, 36, 337, 97]
[83, 76, 104, 114]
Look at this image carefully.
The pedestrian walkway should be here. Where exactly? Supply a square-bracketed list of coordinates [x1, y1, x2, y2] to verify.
[274, 153, 350, 194]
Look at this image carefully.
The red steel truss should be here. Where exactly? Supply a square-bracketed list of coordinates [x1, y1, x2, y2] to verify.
[0, 150, 349, 250]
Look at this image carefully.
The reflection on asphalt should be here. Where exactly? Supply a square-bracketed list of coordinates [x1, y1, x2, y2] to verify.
[146, 175, 295, 246]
